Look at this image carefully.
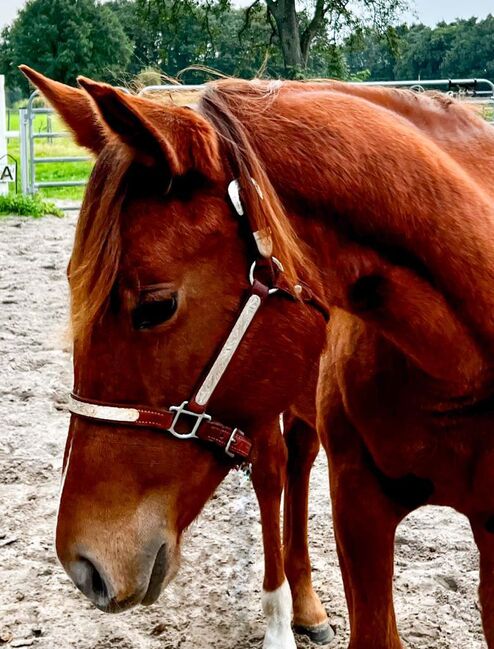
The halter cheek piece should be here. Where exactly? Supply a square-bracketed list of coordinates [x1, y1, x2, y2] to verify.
[69, 179, 329, 464]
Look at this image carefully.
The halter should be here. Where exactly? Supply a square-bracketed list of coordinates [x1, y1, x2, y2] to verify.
[69, 179, 329, 463]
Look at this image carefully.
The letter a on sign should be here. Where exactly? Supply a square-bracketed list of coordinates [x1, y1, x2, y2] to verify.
[0, 165, 16, 182]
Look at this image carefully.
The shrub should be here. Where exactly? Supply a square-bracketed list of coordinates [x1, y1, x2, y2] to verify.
[0, 193, 64, 218]
[135, 67, 163, 89]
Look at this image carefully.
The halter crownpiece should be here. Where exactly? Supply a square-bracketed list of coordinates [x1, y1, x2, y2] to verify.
[227, 179, 273, 258]
[68, 176, 329, 464]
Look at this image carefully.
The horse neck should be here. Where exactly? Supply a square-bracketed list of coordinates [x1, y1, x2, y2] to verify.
[317, 82, 494, 198]
[239, 90, 494, 380]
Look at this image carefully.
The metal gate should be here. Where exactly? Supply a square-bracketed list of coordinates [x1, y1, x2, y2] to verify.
[20, 90, 91, 196]
[19, 85, 202, 200]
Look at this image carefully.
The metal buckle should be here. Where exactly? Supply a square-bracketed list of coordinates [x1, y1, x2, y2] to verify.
[225, 428, 239, 458]
[249, 257, 284, 295]
[168, 401, 212, 439]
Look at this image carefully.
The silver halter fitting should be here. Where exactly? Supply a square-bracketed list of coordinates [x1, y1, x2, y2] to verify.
[227, 179, 273, 258]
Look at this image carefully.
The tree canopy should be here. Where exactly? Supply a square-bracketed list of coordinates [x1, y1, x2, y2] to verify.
[345, 15, 494, 82]
[132, 0, 408, 79]
[2, 0, 494, 104]
[0, 0, 132, 99]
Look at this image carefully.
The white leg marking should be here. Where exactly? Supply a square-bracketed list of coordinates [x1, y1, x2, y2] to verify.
[262, 579, 297, 649]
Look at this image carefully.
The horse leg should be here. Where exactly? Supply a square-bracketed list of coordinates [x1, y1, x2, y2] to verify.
[283, 413, 334, 645]
[331, 460, 404, 648]
[470, 516, 494, 647]
[321, 413, 405, 648]
[251, 420, 296, 649]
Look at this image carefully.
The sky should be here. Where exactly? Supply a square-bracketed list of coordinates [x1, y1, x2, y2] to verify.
[405, 0, 493, 24]
[0, 0, 493, 30]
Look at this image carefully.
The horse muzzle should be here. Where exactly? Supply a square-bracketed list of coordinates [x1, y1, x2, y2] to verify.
[62, 538, 179, 613]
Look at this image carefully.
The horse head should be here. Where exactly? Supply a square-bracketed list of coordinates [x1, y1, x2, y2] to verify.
[20, 67, 327, 612]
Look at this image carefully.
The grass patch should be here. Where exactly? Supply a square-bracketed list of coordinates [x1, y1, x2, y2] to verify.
[0, 193, 64, 218]
[7, 132, 92, 202]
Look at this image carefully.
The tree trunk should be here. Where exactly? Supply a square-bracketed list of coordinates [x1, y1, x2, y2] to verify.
[266, 0, 304, 78]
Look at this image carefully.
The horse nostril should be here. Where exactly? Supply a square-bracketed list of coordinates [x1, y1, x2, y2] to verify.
[71, 556, 112, 608]
[88, 559, 109, 599]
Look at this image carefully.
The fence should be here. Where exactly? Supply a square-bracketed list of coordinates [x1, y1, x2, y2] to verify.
[18, 85, 202, 202]
[20, 91, 92, 197]
[6, 77, 494, 205]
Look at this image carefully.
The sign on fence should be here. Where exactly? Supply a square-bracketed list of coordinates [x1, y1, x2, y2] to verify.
[0, 164, 15, 183]
[0, 153, 18, 193]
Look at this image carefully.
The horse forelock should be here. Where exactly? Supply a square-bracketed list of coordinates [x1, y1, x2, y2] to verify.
[69, 143, 132, 342]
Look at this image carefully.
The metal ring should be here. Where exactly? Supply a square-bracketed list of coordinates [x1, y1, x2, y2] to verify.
[249, 257, 284, 295]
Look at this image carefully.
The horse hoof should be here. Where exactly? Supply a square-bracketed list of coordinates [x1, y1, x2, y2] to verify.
[293, 621, 335, 645]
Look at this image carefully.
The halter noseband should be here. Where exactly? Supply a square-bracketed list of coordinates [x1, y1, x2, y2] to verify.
[69, 179, 329, 464]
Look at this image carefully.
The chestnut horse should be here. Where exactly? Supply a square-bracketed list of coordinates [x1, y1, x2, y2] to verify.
[22, 65, 494, 648]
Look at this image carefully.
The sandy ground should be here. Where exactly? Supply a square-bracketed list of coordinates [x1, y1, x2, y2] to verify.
[0, 214, 487, 649]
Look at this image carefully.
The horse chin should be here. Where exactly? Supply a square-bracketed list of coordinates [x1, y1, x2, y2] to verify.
[141, 542, 181, 606]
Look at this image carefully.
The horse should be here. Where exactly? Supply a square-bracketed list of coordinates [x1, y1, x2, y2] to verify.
[21, 65, 494, 648]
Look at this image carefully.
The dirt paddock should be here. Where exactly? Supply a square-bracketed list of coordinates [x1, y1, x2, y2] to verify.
[0, 215, 487, 648]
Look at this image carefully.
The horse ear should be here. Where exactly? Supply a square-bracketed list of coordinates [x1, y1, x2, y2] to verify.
[76, 76, 224, 182]
[18, 66, 106, 154]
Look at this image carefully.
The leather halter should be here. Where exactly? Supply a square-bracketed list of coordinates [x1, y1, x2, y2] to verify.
[69, 179, 329, 463]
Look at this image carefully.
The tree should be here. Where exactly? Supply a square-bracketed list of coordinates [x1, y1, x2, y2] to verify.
[137, 0, 409, 79]
[133, 0, 223, 79]
[440, 16, 494, 80]
[107, 0, 161, 78]
[393, 22, 457, 80]
[345, 25, 406, 81]
[262, 0, 409, 77]
[0, 0, 132, 96]
[133, 0, 284, 80]
[207, 6, 284, 78]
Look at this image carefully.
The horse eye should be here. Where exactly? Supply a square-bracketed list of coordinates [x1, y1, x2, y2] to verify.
[132, 295, 178, 330]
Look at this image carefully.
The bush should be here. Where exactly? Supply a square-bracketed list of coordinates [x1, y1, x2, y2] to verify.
[135, 67, 163, 89]
[0, 193, 64, 218]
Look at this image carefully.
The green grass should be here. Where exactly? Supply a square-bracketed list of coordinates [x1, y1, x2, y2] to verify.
[7, 111, 53, 133]
[0, 193, 64, 217]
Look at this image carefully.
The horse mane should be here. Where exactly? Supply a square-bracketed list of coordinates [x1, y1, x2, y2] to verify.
[299, 80, 491, 134]
[199, 81, 310, 285]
